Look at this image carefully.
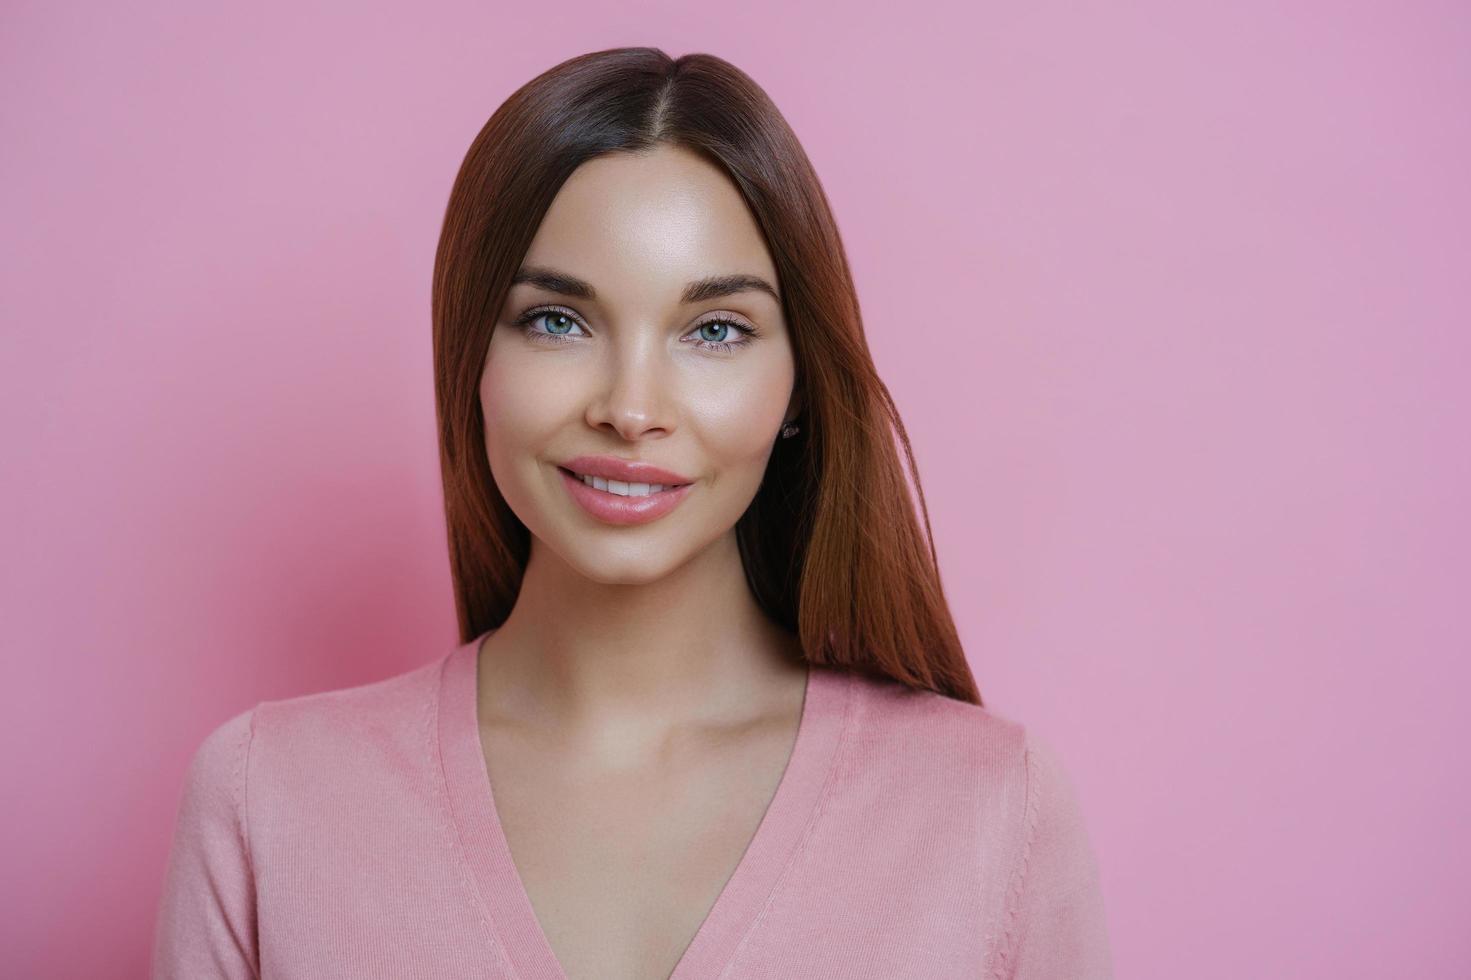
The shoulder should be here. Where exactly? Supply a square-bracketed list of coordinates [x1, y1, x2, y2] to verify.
[173, 703, 257, 839]
[181, 651, 449, 810]
[187, 702, 257, 780]
[842, 673, 1112, 973]
[238, 653, 449, 793]
[841, 672, 1098, 861]
[833, 671, 1038, 869]
[844, 671, 1031, 790]
[156, 706, 262, 976]
[994, 728, 1113, 975]
[173, 650, 458, 876]
[249, 653, 446, 746]
[843, 673, 1091, 790]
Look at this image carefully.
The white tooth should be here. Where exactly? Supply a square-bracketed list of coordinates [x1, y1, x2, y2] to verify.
[577, 473, 664, 497]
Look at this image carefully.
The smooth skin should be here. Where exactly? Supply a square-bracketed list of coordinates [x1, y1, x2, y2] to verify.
[476, 143, 809, 980]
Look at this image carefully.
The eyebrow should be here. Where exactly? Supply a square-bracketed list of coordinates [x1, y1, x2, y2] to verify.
[510, 265, 781, 305]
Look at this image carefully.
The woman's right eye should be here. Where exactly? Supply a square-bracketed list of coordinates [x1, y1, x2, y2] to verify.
[515, 307, 587, 343]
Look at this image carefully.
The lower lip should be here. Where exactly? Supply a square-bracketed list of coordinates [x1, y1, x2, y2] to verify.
[557, 467, 695, 526]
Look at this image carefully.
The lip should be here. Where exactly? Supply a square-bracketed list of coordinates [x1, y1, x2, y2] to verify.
[557, 465, 695, 526]
[559, 455, 695, 487]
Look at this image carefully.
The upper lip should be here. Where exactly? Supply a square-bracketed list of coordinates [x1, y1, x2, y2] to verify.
[559, 455, 694, 486]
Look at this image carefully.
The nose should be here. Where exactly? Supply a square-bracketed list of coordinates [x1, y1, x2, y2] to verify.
[583, 337, 675, 442]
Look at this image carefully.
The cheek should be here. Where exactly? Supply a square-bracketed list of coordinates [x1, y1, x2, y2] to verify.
[688, 360, 795, 474]
[478, 335, 564, 481]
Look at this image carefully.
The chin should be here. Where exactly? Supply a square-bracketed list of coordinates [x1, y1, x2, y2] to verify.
[544, 537, 690, 587]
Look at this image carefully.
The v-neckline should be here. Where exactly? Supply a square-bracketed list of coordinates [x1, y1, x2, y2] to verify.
[435, 630, 853, 980]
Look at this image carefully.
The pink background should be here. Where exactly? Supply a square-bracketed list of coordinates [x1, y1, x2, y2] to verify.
[4, 2, 1467, 977]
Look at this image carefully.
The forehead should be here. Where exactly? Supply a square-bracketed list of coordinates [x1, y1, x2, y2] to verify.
[517, 145, 779, 305]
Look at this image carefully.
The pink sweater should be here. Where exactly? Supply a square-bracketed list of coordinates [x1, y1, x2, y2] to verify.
[152, 633, 1114, 978]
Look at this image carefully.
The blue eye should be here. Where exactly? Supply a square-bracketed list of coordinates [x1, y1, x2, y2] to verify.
[695, 322, 739, 345]
[525, 310, 583, 337]
[512, 305, 759, 353]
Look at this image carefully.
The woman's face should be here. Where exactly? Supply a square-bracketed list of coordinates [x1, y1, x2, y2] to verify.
[480, 144, 798, 585]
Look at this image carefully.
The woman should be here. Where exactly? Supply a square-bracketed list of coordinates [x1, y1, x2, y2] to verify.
[153, 47, 1113, 979]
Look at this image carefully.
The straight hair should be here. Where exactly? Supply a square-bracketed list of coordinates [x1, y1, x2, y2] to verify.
[432, 47, 982, 705]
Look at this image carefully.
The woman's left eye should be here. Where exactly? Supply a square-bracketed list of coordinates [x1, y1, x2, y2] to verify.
[686, 319, 758, 352]
[514, 307, 758, 353]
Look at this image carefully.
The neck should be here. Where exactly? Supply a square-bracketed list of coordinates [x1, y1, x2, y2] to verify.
[476, 530, 807, 749]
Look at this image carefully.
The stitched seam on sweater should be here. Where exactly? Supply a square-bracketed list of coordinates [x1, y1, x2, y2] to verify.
[714, 669, 859, 980]
[425, 647, 523, 978]
[236, 704, 262, 980]
[991, 730, 1041, 980]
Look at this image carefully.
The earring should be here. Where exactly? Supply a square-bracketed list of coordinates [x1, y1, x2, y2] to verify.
[780, 422, 800, 439]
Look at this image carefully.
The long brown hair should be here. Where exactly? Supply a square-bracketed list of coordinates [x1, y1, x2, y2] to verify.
[432, 47, 982, 705]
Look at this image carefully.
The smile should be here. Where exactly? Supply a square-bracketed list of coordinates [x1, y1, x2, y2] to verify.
[564, 469, 686, 497]
[557, 466, 695, 526]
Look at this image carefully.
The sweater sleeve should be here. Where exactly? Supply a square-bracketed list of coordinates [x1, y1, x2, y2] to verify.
[151, 706, 261, 980]
[996, 728, 1115, 979]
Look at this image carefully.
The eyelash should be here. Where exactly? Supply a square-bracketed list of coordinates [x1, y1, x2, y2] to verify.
[511, 304, 760, 354]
